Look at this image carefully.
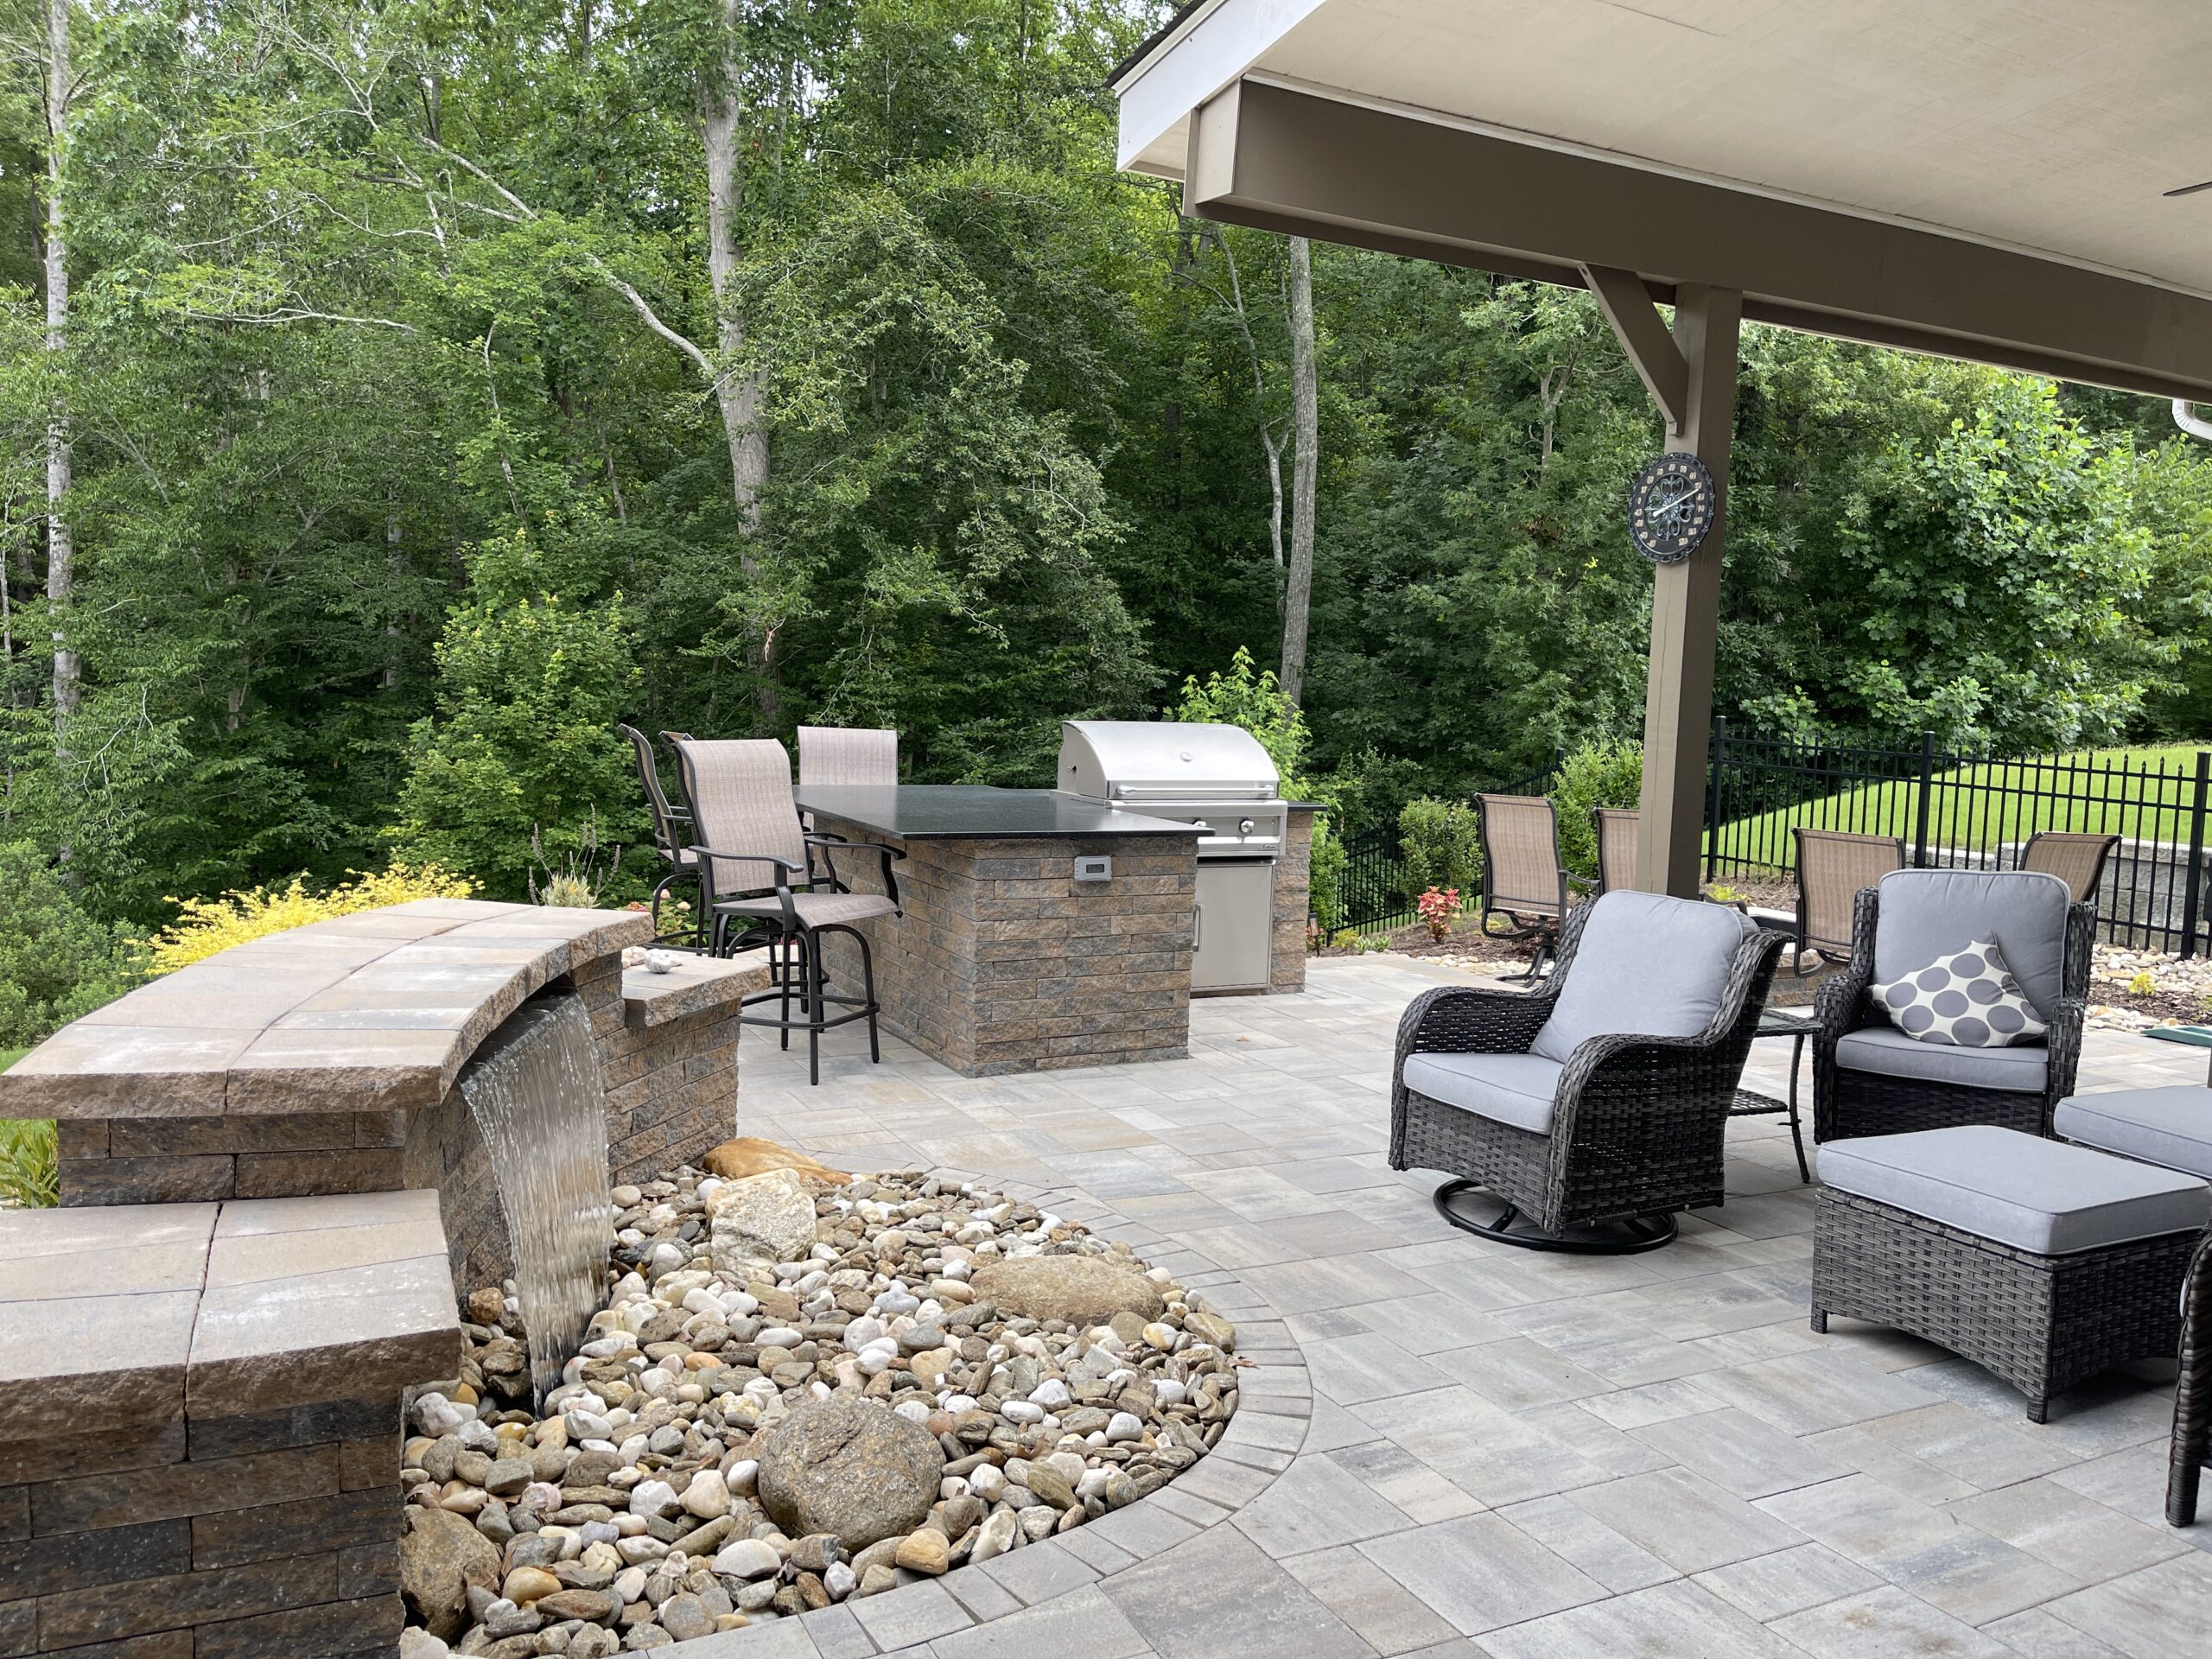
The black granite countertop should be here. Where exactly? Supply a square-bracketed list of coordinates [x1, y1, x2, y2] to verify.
[795, 785, 1202, 842]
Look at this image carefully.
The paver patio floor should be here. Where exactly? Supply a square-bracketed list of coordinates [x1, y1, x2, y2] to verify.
[727, 957, 2211, 1659]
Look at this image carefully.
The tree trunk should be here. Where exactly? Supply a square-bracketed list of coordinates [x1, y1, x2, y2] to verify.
[702, 4, 777, 722]
[44, 0, 77, 739]
[1281, 236, 1318, 706]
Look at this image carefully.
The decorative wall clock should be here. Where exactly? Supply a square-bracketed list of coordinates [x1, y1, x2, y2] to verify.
[1625, 453, 1716, 563]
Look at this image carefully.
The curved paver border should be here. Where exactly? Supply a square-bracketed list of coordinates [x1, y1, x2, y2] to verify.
[721, 1167, 1311, 1657]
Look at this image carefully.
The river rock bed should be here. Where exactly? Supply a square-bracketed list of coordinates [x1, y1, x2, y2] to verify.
[398, 1164, 1242, 1656]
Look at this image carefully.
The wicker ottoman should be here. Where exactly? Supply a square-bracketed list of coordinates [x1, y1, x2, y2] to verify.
[2056, 1086, 2212, 1178]
[1812, 1125, 2209, 1421]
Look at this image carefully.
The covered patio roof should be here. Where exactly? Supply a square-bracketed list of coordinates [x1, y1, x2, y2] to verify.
[1111, 1, 2212, 894]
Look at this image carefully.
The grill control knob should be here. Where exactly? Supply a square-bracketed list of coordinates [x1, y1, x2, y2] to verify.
[1238, 818, 1256, 835]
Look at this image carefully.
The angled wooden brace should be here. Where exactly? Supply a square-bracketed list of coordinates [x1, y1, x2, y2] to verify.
[1580, 264, 1689, 435]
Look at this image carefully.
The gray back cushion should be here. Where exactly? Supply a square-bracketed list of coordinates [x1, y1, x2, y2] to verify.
[1530, 892, 1754, 1064]
[1872, 869, 2070, 1019]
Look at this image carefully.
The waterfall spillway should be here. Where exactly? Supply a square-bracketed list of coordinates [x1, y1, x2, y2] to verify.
[457, 991, 612, 1407]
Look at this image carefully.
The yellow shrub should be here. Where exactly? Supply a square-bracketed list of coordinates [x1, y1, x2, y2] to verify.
[138, 862, 479, 976]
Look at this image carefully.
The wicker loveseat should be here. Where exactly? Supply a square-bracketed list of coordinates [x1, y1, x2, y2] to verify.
[1813, 868, 2092, 1143]
[1390, 890, 1784, 1253]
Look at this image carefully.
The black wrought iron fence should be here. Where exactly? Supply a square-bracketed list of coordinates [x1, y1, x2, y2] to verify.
[1323, 721, 2212, 956]
[1325, 753, 1561, 933]
[1705, 720, 2212, 956]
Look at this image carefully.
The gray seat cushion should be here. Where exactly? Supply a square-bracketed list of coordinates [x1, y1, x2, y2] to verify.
[1817, 1125, 2209, 1254]
[1872, 868, 2071, 1020]
[1529, 892, 1754, 1065]
[1401, 1052, 1564, 1135]
[2055, 1087, 2212, 1179]
[1834, 1027, 2047, 1092]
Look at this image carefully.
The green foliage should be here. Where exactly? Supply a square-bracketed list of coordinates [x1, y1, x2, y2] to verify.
[392, 534, 649, 899]
[1550, 741, 1645, 880]
[1396, 798, 1482, 904]
[0, 1116, 56, 1210]
[1306, 823, 1347, 933]
[1173, 647, 1311, 791]
[0, 843, 134, 1051]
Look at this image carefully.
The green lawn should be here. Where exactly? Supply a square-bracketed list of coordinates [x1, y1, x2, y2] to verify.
[1708, 743, 2212, 870]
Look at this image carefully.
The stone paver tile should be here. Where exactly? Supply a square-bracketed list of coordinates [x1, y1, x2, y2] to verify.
[932, 1585, 1150, 1659]
[1494, 1496, 1676, 1593]
[1303, 1333, 1459, 1408]
[976, 1537, 1099, 1607]
[1357, 1514, 1607, 1637]
[848, 1579, 975, 1651]
[1341, 1292, 1514, 1356]
[1230, 1450, 1417, 1556]
[1943, 1478, 2185, 1582]
[1694, 1350, 1946, 1436]
[1895, 1358, 2175, 1462]
[1478, 1579, 1800, 1659]
[1691, 1541, 1883, 1623]
[1766, 1585, 2012, 1658]
[1280, 1548, 1463, 1657]
[1631, 1406, 1851, 1499]
[941, 1568, 1024, 1624]
[1105, 1522, 1376, 1659]
[1852, 1402, 2079, 1491]
[1518, 1402, 1675, 1482]
[1573, 1379, 1723, 1432]
[1431, 1338, 1614, 1412]
[678, 1618, 823, 1658]
[1053, 1527, 1141, 1578]
[1352, 1387, 1608, 1509]
[1323, 1442, 1485, 1526]
[798, 1605, 876, 1659]
[1562, 1468, 1806, 1575]
[1800, 1423, 1980, 1505]
[2043, 1551, 2212, 1659]
[1757, 1472, 2075, 1626]
[1241, 1254, 1433, 1315]
[1979, 1608, 2131, 1658]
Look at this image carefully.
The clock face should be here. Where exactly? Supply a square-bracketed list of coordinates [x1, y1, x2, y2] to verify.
[1626, 453, 1717, 564]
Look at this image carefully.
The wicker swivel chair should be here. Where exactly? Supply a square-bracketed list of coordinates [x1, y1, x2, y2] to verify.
[2172, 1228, 2212, 1525]
[1591, 808, 1639, 896]
[1476, 794, 1573, 980]
[673, 737, 905, 1084]
[2020, 830, 2119, 906]
[1812, 868, 2092, 1143]
[1790, 827, 1904, 976]
[620, 724, 701, 944]
[1391, 890, 1784, 1253]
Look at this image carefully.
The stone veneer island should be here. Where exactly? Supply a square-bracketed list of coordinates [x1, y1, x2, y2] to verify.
[0, 899, 766, 1657]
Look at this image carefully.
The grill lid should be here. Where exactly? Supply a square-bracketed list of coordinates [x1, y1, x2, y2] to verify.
[1058, 721, 1280, 802]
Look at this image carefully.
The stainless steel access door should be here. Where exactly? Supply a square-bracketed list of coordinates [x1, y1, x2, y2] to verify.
[1192, 859, 1274, 992]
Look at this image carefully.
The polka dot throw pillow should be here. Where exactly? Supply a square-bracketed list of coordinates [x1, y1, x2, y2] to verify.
[1872, 938, 2048, 1048]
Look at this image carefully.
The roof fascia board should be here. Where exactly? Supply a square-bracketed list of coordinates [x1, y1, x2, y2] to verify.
[1115, 0, 1327, 172]
[1185, 79, 2212, 403]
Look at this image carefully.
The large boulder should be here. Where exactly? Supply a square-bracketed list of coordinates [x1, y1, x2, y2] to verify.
[708, 1168, 819, 1271]
[703, 1137, 851, 1186]
[969, 1255, 1164, 1328]
[755, 1398, 944, 1549]
[399, 1505, 502, 1639]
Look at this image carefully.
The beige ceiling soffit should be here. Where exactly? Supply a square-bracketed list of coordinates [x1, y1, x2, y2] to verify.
[1182, 80, 2212, 404]
[1580, 264, 1689, 434]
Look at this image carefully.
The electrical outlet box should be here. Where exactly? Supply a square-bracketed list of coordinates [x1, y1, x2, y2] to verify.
[1073, 855, 1112, 883]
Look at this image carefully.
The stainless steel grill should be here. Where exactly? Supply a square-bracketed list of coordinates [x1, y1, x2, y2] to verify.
[1058, 721, 1287, 992]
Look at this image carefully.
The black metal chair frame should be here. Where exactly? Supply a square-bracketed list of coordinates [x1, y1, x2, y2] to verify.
[1390, 900, 1785, 1255]
[672, 744, 906, 1085]
[1475, 794, 1574, 982]
[1811, 884, 2093, 1143]
[619, 724, 704, 947]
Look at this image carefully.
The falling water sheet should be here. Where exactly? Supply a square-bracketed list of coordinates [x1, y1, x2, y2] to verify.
[458, 991, 613, 1406]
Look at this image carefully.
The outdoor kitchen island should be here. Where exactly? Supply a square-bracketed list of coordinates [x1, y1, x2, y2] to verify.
[794, 784, 1204, 1077]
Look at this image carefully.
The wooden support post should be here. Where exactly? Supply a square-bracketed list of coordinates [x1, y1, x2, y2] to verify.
[1627, 285, 1741, 896]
